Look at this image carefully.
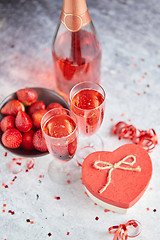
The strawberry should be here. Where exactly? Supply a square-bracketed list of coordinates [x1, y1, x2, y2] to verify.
[15, 110, 32, 132]
[28, 100, 46, 116]
[1, 100, 25, 116]
[21, 130, 35, 151]
[47, 102, 67, 115]
[0, 115, 15, 132]
[32, 109, 47, 129]
[2, 128, 22, 148]
[33, 129, 48, 152]
[17, 88, 38, 106]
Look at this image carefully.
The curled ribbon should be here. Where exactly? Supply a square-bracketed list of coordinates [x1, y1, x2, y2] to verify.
[108, 220, 141, 240]
[94, 155, 141, 194]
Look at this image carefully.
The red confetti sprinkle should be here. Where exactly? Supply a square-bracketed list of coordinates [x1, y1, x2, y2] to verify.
[77, 161, 82, 167]
[3, 204, 6, 207]
[104, 209, 110, 212]
[2, 209, 5, 213]
[153, 209, 157, 212]
[54, 196, 60, 200]
[149, 187, 152, 190]
[48, 233, 52, 237]
[39, 175, 43, 178]
[67, 232, 70, 235]
[112, 121, 158, 152]
[3, 184, 8, 188]
[112, 211, 116, 213]
[16, 162, 22, 166]
[146, 208, 150, 211]
[30, 221, 34, 224]
[10, 157, 35, 174]
[26, 219, 30, 222]
[121, 113, 125, 117]
[85, 191, 89, 197]
[95, 216, 99, 221]
[110, 118, 114, 122]
[137, 92, 141, 96]
[133, 63, 137, 67]
[4, 152, 7, 157]
[8, 210, 15, 215]
[66, 173, 70, 176]
[94, 203, 97, 205]
[67, 180, 71, 184]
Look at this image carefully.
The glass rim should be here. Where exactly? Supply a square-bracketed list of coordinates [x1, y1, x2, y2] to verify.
[69, 81, 106, 112]
[41, 108, 78, 140]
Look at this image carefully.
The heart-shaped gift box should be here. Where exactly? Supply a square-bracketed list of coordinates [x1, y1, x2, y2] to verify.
[82, 144, 152, 213]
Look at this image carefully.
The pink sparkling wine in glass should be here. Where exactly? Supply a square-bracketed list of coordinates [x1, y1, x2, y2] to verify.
[71, 89, 104, 136]
[43, 114, 77, 161]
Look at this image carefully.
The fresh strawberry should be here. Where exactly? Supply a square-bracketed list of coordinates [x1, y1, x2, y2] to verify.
[15, 110, 32, 132]
[0, 115, 15, 132]
[2, 128, 22, 148]
[17, 88, 38, 106]
[1, 100, 25, 116]
[21, 130, 35, 151]
[32, 109, 47, 129]
[47, 102, 67, 115]
[33, 129, 48, 152]
[28, 100, 46, 116]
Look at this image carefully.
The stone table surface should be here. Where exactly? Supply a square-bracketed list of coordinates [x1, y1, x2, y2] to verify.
[0, 0, 160, 239]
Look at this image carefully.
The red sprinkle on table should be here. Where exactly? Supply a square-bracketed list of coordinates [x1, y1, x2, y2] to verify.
[54, 196, 60, 200]
[39, 175, 43, 178]
[67, 180, 71, 184]
[104, 209, 110, 212]
[48, 233, 52, 237]
[8, 210, 15, 215]
[67, 232, 70, 235]
[85, 191, 89, 197]
[3, 204, 6, 207]
[4, 152, 7, 157]
[146, 208, 150, 211]
[153, 209, 157, 212]
[95, 217, 99, 221]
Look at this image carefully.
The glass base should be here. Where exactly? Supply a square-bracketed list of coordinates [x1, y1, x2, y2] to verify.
[76, 134, 104, 166]
[48, 157, 81, 185]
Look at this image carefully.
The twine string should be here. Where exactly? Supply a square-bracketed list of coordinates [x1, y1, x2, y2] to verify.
[94, 155, 141, 194]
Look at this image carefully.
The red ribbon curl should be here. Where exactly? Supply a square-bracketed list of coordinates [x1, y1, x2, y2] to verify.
[108, 220, 141, 240]
[112, 121, 158, 152]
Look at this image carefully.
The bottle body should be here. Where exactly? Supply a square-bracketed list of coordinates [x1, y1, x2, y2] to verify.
[52, 1, 102, 101]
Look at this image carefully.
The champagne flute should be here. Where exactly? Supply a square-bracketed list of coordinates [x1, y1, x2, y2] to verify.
[70, 81, 105, 164]
[41, 108, 80, 184]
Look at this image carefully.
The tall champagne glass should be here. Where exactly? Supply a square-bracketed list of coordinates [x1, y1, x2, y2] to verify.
[41, 108, 80, 184]
[70, 81, 105, 164]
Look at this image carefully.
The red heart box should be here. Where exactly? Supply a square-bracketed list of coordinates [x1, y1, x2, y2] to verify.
[82, 144, 152, 213]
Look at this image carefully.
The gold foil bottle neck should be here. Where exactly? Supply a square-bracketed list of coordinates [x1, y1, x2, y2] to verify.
[60, 0, 91, 32]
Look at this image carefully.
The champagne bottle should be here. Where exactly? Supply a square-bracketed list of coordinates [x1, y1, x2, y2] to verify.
[52, 0, 102, 101]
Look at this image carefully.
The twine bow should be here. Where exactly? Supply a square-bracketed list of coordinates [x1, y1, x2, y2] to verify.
[94, 155, 141, 194]
[108, 220, 141, 240]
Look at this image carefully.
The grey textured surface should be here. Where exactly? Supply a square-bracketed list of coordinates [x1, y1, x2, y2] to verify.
[0, 0, 160, 239]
